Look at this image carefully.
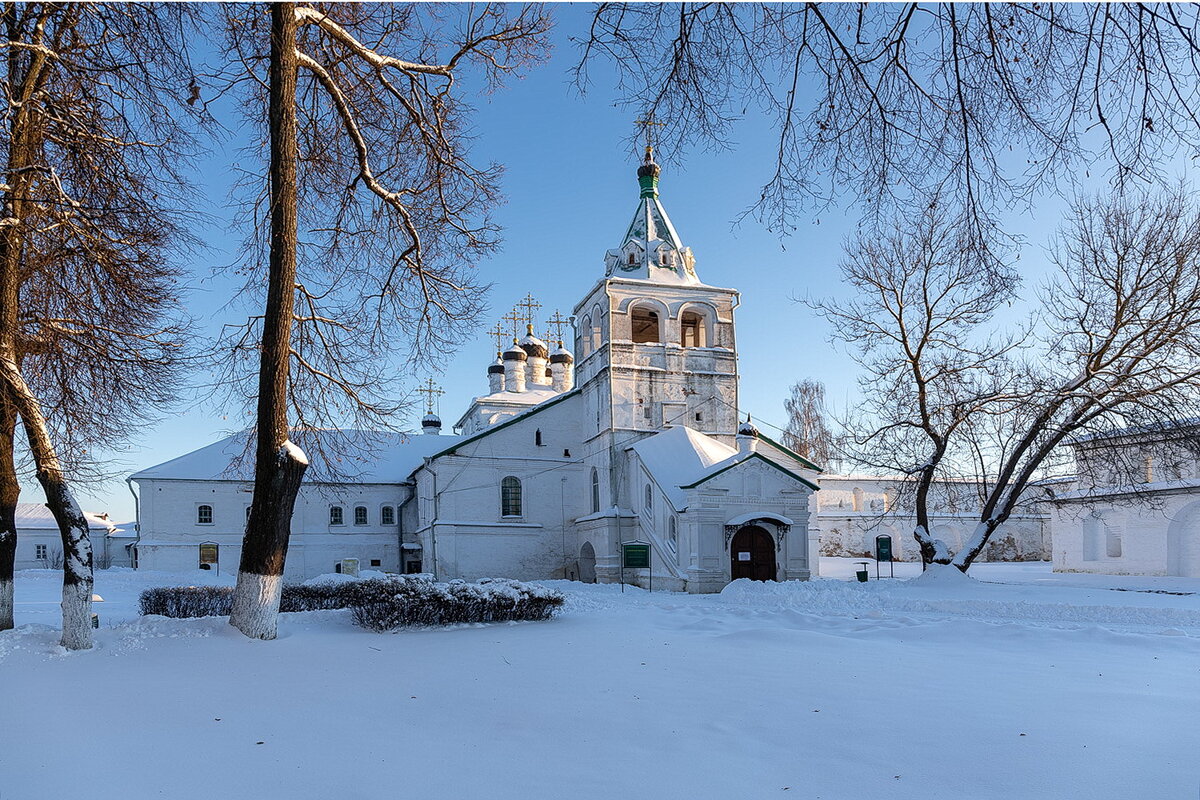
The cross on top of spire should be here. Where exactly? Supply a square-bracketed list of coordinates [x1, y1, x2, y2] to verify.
[487, 322, 507, 354]
[417, 378, 444, 415]
[545, 310, 570, 345]
[516, 292, 542, 328]
[634, 112, 665, 151]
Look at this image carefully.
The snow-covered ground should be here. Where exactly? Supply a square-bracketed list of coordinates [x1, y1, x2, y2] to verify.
[3, 560, 1198, 799]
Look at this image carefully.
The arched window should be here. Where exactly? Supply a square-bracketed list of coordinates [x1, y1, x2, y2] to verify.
[501, 476, 522, 517]
[197, 505, 213, 525]
[381, 505, 396, 526]
[628, 251, 637, 265]
[354, 505, 368, 525]
[668, 516, 678, 553]
[330, 505, 344, 526]
[681, 311, 707, 347]
[644, 484, 653, 514]
[580, 315, 593, 356]
[591, 467, 600, 514]
[631, 306, 660, 343]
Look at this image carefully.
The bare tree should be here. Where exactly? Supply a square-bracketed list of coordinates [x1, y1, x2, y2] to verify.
[819, 186, 1200, 571]
[813, 201, 1022, 565]
[0, 3, 202, 644]
[218, 3, 551, 639]
[782, 378, 837, 469]
[577, 4, 1200, 259]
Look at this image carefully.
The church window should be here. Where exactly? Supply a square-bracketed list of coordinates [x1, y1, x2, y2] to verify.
[580, 315, 592, 356]
[668, 516, 678, 553]
[681, 311, 707, 347]
[631, 306, 660, 343]
[330, 505, 344, 526]
[36, 544, 47, 560]
[501, 476, 523, 517]
[354, 505, 368, 525]
[628, 251, 637, 265]
[591, 468, 600, 514]
[381, 505, 396, 526]
[197, 504, 213, 525]
[644, 484, 653, 514]
[535, 428, 544, 447]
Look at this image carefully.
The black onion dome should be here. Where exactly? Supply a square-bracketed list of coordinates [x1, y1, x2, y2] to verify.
[422, 413, 442, 429]
[737, 416, 760, 437]
[503, 342, 527, 361]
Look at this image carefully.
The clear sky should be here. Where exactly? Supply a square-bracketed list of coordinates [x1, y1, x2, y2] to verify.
[58, 6, 1106, 522]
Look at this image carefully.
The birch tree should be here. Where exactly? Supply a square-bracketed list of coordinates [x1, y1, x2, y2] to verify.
[0, 3, 201, 644]
[782, 379, 837, 469]
[219, 3, 551, 639]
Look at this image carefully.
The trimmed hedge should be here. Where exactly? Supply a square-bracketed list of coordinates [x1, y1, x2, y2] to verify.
[349, 577, 565, 631]
[138, 576, 564, 631]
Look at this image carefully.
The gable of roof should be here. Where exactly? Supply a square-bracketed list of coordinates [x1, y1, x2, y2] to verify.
[429, 389, 580, 460]
[680, 451, 821, 493]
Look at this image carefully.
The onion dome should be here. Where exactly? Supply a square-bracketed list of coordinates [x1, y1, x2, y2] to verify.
[503, 340, 527, 361]
[737, 414, 759, 438]
[549, 342, 574, 365]
[636, 145, 661, 190]
[487, 352, 505, 374]
[421, 413, 442, 432]
[518, 323, 548, 359]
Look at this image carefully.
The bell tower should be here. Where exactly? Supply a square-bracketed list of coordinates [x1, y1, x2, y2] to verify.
[573, 147, 741, 468]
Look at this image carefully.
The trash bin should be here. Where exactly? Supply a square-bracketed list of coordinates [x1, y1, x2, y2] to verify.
[854, 561, 870, 582]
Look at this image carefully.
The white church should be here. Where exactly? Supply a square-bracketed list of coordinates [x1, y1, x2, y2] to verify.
[130, 148, 823, 591]
[124, 148, 1200, 584]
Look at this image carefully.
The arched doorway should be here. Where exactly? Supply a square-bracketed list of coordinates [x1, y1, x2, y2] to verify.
[579, 542, 597, 583]
[730, 526, 776, 581]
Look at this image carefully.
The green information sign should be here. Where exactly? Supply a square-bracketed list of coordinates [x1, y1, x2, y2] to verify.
[875, 535, 893, 563]
[623, 543, 651, 569]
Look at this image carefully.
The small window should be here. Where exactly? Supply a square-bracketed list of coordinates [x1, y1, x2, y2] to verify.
[354, 506, 368, 525]
[644, 484, 653, 514]
[370, 559, 381, 567]
[591, 467, 601, 514]
[628, 251, 637, 265]
[580, 315, 593, 356]
[35, 544, 47, 560]
[381, 505, 396, 526]
[535, 428, 544, 447]
[631, 307, 660, 343]
[330, 505, 344, 526]
[695, 412, 702, 422]
[1106, 529, 1123, 558]
[681, 311, 706, 347]
[245, 506, 252, 521]
[668, 517, 678, 553]
[501, 476, 522, 517]
[197, 504, 213, 525]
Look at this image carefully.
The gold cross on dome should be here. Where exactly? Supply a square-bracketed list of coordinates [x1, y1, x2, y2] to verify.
[487, 322, 507, 354]
[545, 310, 570, 345]
[634, 113, 666, 150]
[516, 293, 542, 328]
[417, 378, 444, 415]
[501, 309, 524, 340]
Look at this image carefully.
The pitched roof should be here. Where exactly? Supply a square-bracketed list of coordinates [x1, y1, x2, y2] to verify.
[130, 430, 462, 484]
[15, 503, 119, 533]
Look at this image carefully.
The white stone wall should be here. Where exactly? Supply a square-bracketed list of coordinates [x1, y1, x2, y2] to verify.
[413, 393, 591, 582]
[133, 478, 408, 579]
[1052, 492, 1200, 576]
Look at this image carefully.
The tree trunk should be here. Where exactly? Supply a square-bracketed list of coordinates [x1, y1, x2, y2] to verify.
[229, 2, 308, 640]
[0, 390, 19, 631]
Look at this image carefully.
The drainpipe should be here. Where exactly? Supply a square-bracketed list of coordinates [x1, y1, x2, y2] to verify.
[125, 477, 140, 569]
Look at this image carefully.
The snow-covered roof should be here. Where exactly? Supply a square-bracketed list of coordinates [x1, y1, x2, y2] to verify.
[130, 430, 462, 484]
[453, 387, 563, 429]
[632, 426, 821, 511]
[15, 503, 118, 533]
[630, 426, 740, 510]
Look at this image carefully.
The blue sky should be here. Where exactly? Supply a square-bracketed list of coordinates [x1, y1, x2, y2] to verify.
[62, 6, 1106, 521]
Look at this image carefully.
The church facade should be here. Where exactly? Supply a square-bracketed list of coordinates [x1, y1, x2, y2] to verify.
[130, 149, 821, 592]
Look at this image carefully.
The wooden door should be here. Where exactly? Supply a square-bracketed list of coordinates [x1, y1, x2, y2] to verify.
[730, 526, 776, 581]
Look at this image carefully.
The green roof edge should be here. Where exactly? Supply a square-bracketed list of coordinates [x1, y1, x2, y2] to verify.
[680, 451, 821, 492]
[756, 433, 823, 472]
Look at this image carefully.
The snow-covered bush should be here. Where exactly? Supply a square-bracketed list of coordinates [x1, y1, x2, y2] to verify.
[139, 585, 234, 618]
[138, 576, 563, 628]
[349, 577, 565, 632]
